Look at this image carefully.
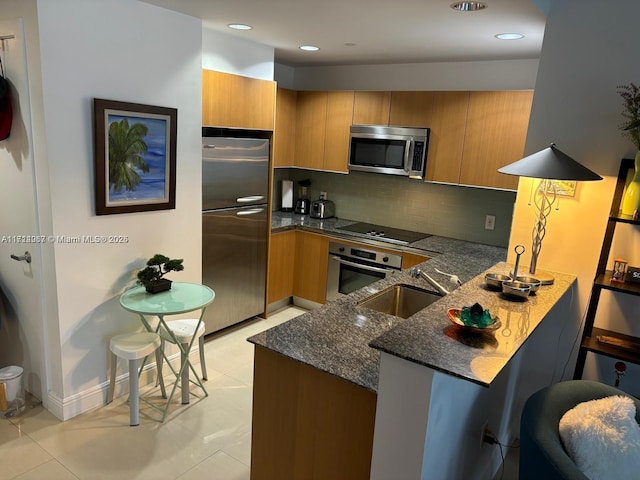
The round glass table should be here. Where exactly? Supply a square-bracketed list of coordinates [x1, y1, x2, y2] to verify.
[120, 282, 215, 421]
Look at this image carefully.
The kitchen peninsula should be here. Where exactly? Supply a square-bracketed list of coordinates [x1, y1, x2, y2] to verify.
[248, 213, 576, 480]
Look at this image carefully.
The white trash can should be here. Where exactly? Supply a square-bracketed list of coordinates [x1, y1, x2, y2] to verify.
[0, 366, 25, 417]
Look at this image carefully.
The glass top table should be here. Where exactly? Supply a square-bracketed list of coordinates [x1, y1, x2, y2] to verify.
[120, 282, 215, 316]
[119, 282, 215, 421]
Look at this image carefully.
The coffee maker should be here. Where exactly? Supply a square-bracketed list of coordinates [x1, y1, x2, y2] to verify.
[294, 179, 311, 215]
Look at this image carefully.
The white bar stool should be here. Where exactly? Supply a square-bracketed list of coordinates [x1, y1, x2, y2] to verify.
[158, 319, 207, 404]
[107, 332, 162, 426]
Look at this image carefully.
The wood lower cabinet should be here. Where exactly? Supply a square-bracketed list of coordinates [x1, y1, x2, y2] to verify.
[460, 90, 533, 190]
[401, 251, 430, 269]
[251, 346, 377, 480]
[202, 69, 275, 130]
[266, 231, 296, 305]
[293, 231, 330, 304]
[266, 231, 429, 308]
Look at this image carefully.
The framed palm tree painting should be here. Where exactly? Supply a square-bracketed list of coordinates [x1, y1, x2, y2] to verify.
[93, 98, 177, 215]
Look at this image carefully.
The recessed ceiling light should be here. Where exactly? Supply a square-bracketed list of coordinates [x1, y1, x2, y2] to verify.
[495, 33, 525, 40]
[450, 2, 487, 11]
[299, 45, 320, 52]
[228, 24, 252, 31]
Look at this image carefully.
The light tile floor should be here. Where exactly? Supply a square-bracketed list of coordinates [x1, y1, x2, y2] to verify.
[0, 306, 306, 480]
[1, 305, 519, 480]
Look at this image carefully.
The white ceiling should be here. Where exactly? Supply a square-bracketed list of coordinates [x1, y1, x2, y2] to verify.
[142, 0, 547, 67]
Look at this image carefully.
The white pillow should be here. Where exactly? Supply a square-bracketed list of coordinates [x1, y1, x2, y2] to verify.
[559, 395, 640, 480]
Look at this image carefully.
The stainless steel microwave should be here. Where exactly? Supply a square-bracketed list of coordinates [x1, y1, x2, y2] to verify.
[348, 125, 430, 179]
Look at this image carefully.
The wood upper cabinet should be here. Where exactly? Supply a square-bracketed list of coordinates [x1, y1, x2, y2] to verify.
[266, 230, 296, 305]
[273, 87, 297, 168]
[389, 91, 434, 127]
[353, 91, 391, 125]
[293, 231, 329, 304]
[425, 91, 470, 184]
[353, 91, 434, 128]
[294, 91, 328, 169]
[460, 90, 533, 190]
[293, 90, 354, 172]
[323, 91, 354, 172]
[270, 86, 532, 189]
[202, 69, 276, 130]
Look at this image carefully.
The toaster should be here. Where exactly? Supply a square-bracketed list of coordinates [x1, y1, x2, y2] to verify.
[310, 199, 335, 219]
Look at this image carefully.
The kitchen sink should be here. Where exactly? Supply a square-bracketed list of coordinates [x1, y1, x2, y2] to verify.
[357, 283, 443, 319]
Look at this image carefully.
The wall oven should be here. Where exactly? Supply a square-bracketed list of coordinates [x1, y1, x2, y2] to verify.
[348, 125, 430, 179]
[326, 241, 402, 302]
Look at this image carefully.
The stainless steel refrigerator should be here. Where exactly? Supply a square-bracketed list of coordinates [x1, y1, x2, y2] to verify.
[201, 133, 270, 334]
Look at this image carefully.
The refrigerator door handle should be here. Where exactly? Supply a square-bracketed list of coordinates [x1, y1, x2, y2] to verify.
[237, 195, 265, 203]
[236, 208, 265, 216]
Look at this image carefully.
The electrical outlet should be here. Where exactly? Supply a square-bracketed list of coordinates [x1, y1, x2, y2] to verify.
[484, 215, 496, 230]
[480, 420, 488, 448]
[483, 427, 498, 445]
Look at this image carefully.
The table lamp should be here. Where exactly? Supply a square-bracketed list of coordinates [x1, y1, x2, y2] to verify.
[498, 143, 603, 284]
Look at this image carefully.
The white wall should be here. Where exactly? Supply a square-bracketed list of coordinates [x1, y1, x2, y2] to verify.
[202, 28, 274, 80]
[27, 0, 203, 419]
[289, 58, 539, 91]
[274, 62, 295, 89]
[508, 0, 640, 392]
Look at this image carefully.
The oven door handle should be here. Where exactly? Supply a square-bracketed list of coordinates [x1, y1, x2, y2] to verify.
[330, 256, 396, 275]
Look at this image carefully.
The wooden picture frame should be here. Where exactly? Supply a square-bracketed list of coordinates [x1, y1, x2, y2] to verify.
[93, 98, 177, 215]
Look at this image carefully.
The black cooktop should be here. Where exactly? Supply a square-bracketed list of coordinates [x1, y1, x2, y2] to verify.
[337, 222, 431, 245]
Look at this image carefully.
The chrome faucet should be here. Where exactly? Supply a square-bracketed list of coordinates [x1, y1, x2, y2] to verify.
[410, 267, 450, 296]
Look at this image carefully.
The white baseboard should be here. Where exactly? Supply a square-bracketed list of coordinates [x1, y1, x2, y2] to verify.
[47, 348, 203, 421]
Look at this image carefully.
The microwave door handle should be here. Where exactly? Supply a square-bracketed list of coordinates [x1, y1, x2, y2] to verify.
[330, 256, 395, 274]
[405, 140, 414, 172]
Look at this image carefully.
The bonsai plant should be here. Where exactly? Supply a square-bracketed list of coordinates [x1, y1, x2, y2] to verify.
[137, 254, 184, 293]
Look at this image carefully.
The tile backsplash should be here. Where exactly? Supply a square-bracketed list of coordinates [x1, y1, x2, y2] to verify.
[273, 169, 516, 247]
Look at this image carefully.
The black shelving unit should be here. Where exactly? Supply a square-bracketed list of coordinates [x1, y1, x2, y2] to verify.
[574, 158, 640, 378]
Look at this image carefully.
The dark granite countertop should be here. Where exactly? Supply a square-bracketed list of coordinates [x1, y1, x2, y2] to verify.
[248, 212, 575, 392]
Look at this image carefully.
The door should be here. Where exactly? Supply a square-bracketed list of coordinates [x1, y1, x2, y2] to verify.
[202, 137, 270, 210]
[0, 19, 46, 400]
[202, 206, 268, 334]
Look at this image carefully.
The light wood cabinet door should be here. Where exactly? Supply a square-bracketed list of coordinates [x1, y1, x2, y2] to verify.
[294, 91, 327, 169]
[293, 231, 329, 304]
[401, 251, 430, 269]
[323, 91, 354, 173]
[425, 91, 470, 184]
[252, 346, 376, 480]
[266, 231, 296, 305]
[460, 90, 533, 190]
[389, 91, 434, 127]
[273, 87, 297, 168]
[353, 91, 391, 125]
[202, 69, 275, 130]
